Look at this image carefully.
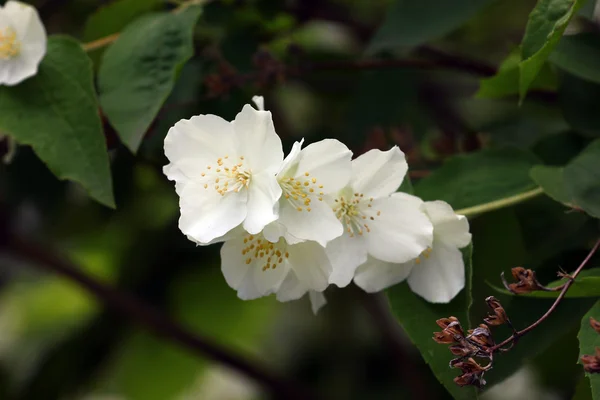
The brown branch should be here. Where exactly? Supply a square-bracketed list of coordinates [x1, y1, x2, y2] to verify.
[7, 237, 317, 400]
[488, 238, 600, 353]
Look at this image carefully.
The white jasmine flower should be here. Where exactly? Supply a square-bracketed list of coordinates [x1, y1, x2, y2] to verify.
[327, 147, 434, 287]
[0, 1, 46, 86]
[274, 138, 352, 245]
[220, 228, 332, 300]
[164, 97, 284, 244]
[354, 199, 472, 303]
[276, 271, 328, 314]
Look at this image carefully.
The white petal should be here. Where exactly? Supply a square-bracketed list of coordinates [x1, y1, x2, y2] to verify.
[308, 291, 327, 314]
[407, 241, 465, 303]
[164, 115, 235, 179]
[276, 271, 308, 302]
[252, 254, 290, 297]
[242, 171, 282, 234]
[278, 196, 342, 245]
[295, 139, 352, 194]
[326, 233, 368, 287]
[0, 54, 36, 86]
[287, 241, 332, 292]
[179, 182, 247, 243]
[232, 104, 283, 174]
[351, 147, 408, 198]
[220, 238, 262, 300]
[5, 1, 45, 66]
[364, 195, 433, 264]
[252, 95, 264, 111]
[354, 256, 415, 293]
[423, 201, 472, 249]
[277, 139, 304, 176]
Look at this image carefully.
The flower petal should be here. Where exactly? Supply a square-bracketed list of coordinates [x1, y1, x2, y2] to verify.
[287, 241, 332, 292]
[308, 291, 327, 314]
[243, 171, 282, 234]
[277, 139, 304, 176]
[279, 196, 342, 245]
[276, 271, 308, 302]
[179, 182, 247, 243]
[232, 104, 283, 174]
[326, 233, 368, 287]
[164, 115, 235, 179]
[5, 1, 45, 65]
[252, 254, 290, 297]
[351, 147, 408, 198]
[423, 201, 472, 249]
[364, 195, 433, 264]
[220, 238, 262, 300]
[407, 241, 465, 303]
[295, 139, 352, 194]
[354, 256, 415, 293]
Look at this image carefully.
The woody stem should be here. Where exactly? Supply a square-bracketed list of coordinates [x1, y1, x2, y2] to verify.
[488, 238, 600, 353]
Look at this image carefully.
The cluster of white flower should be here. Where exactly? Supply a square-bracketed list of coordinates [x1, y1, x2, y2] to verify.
[164, 97, 472, 312]
[0, 1, 46, 86]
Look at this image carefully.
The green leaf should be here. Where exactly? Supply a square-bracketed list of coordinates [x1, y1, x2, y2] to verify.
[573, 374, 593, 400]
[387, 245, 476, 400]
[578, 300, 600, 399]
[550, 33, 600, 84]
[0, 36, 114, 207]
[530, 165, 575, 206]
[367, 0, 494, 53]
[415, 147, 539, 210]
[83, 0, 165, 42]
[518, 0, 587, 101]
[98, 6, 202, 153]
[476, 49, 557, 98]
[490, 268, 600, 298]
[564, 139, 600, 218]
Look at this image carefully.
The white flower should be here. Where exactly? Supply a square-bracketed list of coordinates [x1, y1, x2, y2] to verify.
[354, 199, 472, 303]
[164, 97, 284, 244]
[276, 271, 328, 314]
[326, 147, 434, 287]
[220, 228, 332, 300]
[0, 1, 46, 86]
[273, 138, 352, 245]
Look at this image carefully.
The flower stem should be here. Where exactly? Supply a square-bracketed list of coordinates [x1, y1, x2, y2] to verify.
[488, 238, 600, 353]
[455, 187, 544, 218]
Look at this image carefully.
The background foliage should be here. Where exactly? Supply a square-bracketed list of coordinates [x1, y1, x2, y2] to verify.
[1, 0, 600, 399]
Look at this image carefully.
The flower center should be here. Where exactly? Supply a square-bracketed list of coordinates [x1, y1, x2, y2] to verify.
[201, 155, 251, 196]
[333, 193, 381, 237]
[415, 247, 433, 264]
[0, 27, 20, 60]
[240, 234, 290, 271]
[279, 172, 324, 212]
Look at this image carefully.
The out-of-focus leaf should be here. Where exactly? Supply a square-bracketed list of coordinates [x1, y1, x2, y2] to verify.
[108, 268, 276, 400]
[387, 245, 476, 400]
[578, 300, 600, 399]
[518, 0, 586, 100]
[367, 0, 494, 53]
[490, 268, 600, 298]
[551, 33, 600, 84]
[83, 0, 165, 42]
[574, 375, 594, 400]
[98, 6, 202, 152]
[0, 36, 114, 207]
[564, 139, 600, 218]
[476, 49, 557, 98]
[415, 147, 540, 210]
[559, 71, 600, 137]
[530, 165, 575, 206]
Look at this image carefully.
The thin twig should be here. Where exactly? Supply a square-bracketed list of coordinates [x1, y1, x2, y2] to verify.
[488, 238, 600, 353]
[455, 187, 545, 218]
[8, 237, 317, 400]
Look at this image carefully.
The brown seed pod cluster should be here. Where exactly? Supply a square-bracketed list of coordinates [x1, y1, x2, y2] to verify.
[581, 317, 600, 374]
[433, 296, 513, 388]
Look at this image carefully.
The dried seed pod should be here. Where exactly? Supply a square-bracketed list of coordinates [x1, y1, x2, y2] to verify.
[483, 296, 508, 326]
[581, 347, 600, 374]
